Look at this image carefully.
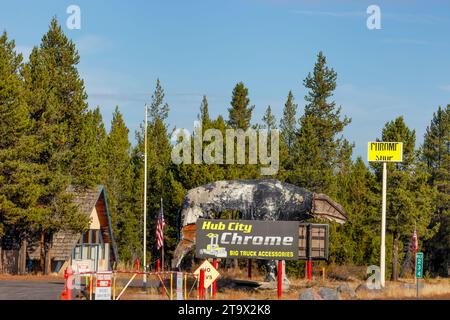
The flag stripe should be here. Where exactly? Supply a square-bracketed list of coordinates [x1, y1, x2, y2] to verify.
[156, 202, 165, 250]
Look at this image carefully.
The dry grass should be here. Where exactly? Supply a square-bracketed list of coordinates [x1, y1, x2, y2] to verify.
[357, 279, 450, 300]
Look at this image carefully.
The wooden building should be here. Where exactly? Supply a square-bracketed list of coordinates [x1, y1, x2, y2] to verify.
[0, 185, 118, 274]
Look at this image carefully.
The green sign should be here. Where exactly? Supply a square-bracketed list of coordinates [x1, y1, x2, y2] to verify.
[415, 252, 424, 279]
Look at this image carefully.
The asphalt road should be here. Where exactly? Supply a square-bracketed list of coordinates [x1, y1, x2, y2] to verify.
[0, 280, 64, 300]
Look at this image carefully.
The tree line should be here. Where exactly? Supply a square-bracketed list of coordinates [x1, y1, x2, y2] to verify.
[0, 18, 448, 277]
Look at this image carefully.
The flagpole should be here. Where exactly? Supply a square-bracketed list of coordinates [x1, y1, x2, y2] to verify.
[143, 105, 148, 289]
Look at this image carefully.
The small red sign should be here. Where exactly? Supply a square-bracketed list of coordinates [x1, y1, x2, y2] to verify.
[97, 280, 111, 287]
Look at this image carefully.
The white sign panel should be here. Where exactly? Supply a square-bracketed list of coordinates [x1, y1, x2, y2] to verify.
[72, 259, 93, 274]
[95, 272, 112, 300]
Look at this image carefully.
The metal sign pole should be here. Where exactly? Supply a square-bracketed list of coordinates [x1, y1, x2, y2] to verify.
[416, 279, 419, 299]
[380, 162, 387, 288]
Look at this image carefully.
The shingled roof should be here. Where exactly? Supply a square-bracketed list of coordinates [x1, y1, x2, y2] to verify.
[28, 185, 118, 262]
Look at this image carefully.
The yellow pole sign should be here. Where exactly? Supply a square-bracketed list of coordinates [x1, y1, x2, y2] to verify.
[367, 141, 403, 288]
[367, 142, 403, 162]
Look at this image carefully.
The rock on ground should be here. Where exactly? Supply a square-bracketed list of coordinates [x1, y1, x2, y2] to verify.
[337, 283, 357, 298]
[299, 288, 321, 300]
[317, 287, 341, 300]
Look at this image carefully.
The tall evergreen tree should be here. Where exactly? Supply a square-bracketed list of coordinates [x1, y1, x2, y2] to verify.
[132, 80, 185, 266]
[280, 91, 297, 150]
[198, 95, 211, 127]
[262, 105, 276, 130]
[0, 32, 45, 245]
[71, 107, 107, 187]
[149, 78, 169, 123]
[104, 107, 141, 262]
[227, 82, 254, 130]
[22, 18, 90, 272]
[291, 51, 351, 196]
[422, 105, 449, 275]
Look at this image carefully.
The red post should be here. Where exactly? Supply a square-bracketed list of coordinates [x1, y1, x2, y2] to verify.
[199, 269, 205, 300]
[277, 260, 282, 299]
[135, 258, 140, 271]
[307, 260, 312, 281]
[156, 259, 160, 272]
[61, 267, 73, 300]
[212, 259, 217, 298]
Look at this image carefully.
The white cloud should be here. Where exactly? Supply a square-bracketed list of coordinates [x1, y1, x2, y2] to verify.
[439, 84, 450, 92]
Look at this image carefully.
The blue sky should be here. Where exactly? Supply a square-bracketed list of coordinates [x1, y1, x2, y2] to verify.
[1, 0, 449, 159]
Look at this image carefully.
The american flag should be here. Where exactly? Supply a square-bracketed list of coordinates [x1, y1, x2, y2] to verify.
[156, 198, 165, 250]
[412, 226, 418, 252]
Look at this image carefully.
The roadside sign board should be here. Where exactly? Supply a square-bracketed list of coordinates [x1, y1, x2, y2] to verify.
[72, 259, 93, 290]
[415, 252, 424, 279]
[195, 219, 299, 260]
[95, 272, 112, 300]
[194, 260, 220, 289]
[368, 142, 403, 162]
[298, 223, 329, 260]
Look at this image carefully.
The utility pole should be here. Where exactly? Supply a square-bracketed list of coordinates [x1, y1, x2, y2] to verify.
[143, 105, 148, 289]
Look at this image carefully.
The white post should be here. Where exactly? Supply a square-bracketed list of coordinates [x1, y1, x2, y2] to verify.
[380, 162, 387, 288]
[143, 105, 148, 288]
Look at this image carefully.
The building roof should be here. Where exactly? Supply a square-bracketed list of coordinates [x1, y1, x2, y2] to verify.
[28, 185, 118, 262]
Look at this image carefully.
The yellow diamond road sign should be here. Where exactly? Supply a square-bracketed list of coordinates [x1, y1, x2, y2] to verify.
[194, 260, 220, 289]
[368, 141, 403, 162]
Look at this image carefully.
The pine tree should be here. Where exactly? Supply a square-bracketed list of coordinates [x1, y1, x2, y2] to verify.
[422, 105, 449, 275]
[0, 32, 45, 243]
[71, 107, 107, 187]
[291, 51, 351, 196]
[104, 107, 141, 262]
[227, 82, 255, 130]
[198, 95, 211, 127]
[332, 157, 380, 264]
[280, 91, 297, 150]
[22, 18, 90, 272]
[149, 78, 169, 123]
[262, 105, 276, 130]
[374, 116, 437, 280]
[132, 80, 185, 266]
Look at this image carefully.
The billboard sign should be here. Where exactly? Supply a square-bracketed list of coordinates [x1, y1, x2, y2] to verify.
[195, 219, 299, 260]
